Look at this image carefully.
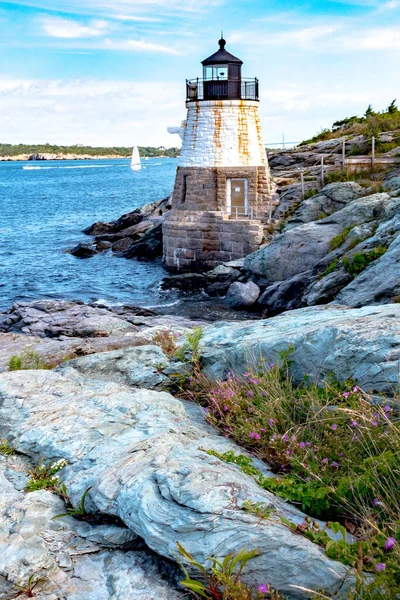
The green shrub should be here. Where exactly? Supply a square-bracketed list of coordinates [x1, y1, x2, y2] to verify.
[318, 259, 339, 279]
[330, 227, 354, 251]
[177, 543, 284, 599]
[8, 347, 51, 371]
[0, 439, 15, 456]
[343, 246, 387, 276]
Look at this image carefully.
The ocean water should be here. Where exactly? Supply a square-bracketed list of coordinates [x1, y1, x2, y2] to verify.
[0, 158, 178, 311]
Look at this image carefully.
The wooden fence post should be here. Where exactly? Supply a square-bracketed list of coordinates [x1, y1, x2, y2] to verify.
[342, 138, 346, 171]
[300, 171, 305, 199]
[372, 136, 375, 169]
[321, 156, 325, 188]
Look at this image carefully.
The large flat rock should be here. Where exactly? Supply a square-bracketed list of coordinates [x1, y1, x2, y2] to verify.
[200, 304, 400, 392]
[0, 454, 185, 600]
[0, 371, 351, 598]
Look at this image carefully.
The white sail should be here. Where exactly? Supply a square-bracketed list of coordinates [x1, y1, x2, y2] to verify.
[130, 145, 141, 170]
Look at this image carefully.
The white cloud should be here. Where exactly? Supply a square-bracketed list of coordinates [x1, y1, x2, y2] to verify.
[42, 16, 109, 38]
[343, 26, 400, 49]
[0, 78, 184, 147]
[103, 38, 182, 54]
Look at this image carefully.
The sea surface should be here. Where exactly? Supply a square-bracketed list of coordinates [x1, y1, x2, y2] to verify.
[0, 158, 178, 312]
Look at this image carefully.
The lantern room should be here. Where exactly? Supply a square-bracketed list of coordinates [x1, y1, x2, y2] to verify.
[186, 38, 259, 102]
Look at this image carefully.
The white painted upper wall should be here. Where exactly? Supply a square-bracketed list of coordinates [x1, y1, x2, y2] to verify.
[171, 100, 268, 168]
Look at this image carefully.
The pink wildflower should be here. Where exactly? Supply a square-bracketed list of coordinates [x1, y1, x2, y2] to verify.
[258, 584, 270, 594]
[268, 418, 274, 427]
[343, 392, 350, 399]
[375, 563, 386, 572]
[322, 458, 329, 464]
[331, 423, 337, 431]
[299, 442, 306, 449]
[353, 386, 359, 392]
[384, 537, 396, 551]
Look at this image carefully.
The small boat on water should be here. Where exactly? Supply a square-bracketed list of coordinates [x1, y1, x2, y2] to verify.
[130, 145, 141, 170]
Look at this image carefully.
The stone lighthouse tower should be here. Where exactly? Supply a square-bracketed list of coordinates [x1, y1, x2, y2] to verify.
[163, 37, 271, 271]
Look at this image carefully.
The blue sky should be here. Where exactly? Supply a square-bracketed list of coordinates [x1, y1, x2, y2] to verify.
[1, 0, 399, 147]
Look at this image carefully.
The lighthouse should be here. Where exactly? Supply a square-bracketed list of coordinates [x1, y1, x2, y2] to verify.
[163, 37, 272, 271]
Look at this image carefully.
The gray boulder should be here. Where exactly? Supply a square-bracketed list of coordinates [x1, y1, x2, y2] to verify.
[0, 454, 184, 600]
[58, 344, 186, 390]
[258, 271, 314, 314]
[200, 304, 400, 392]
[245, 192, 393, 284]
[224, 281, 260, 308]
[0, 371, 352, 598]
[285, 182, 363, 229]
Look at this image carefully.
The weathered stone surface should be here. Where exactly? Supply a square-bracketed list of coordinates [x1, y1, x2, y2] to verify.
[0, 301, 200, 371]
[224, 281, 261, 308]
[258, 271, 314, 314]
[285, 182, 363, 229]
[69, 243, 98, 258]
[334, 228, 400, 307]
[0, 371, 352, 598]
[304, 269, 353, 306]
[111, 237, 134, 254]
[0, 454, 185, 600]
[58, 344, 186, 390]
[245, 193, 394, 284]
[200, 304, 400, 392]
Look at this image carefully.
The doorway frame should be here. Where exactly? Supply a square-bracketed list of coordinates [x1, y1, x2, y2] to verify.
[226, 178, 249, 216]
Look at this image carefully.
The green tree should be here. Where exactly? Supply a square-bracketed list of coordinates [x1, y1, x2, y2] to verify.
[388, 99, 398, 114]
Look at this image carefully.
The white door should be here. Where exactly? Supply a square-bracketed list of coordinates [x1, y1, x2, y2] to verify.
[226, 178, 248, 216]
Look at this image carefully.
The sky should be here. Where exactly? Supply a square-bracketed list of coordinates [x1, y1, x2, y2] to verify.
[0, 0, 400, 148]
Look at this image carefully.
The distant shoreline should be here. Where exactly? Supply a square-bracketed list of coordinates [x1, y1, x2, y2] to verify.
[0, 154, 177, 162]
[0, 144, 180, 162]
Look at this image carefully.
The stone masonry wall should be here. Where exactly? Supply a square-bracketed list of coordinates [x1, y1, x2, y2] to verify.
[179, 100, 268, 168]
[172, 166, 271, 217]
[163, 211, 263, 271]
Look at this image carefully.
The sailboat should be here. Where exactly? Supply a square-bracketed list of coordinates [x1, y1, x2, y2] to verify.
[130, 145, 141, 171]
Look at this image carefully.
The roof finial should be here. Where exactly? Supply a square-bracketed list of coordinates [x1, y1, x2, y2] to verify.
[219, 33, 226, 50]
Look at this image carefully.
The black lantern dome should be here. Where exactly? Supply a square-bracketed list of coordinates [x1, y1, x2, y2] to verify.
[186, 38, 259, 102]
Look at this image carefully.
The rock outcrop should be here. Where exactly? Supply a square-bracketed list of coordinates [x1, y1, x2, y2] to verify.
[70, 197, 171, 259]
[200, 304, 400, 392]
[0, 453, 185, 600]
[0, 300, 201, 372]
[244, 189, 400, 313]
[0, 370, 353, 598]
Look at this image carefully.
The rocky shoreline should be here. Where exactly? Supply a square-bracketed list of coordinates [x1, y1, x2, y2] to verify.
[0, 298, 399, 598]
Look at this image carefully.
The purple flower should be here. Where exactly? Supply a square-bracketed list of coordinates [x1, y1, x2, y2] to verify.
[255, 433, 261, 440]
[331, 423, 337, 431]
[343, 392, 350, 399]
[249, 432, 256, 439]
[372, 420, 379, 427]
[247, 390, 254, 398]
[383, 405, 392, 413]
[322, 458, 329, 464]
[299, 442, 306, 449]
[282, 433, 288, 442]
[268, 418, 274, 428]
[223, 405, 229, 411]
[373, 498, 383, 507]
[331, 461, 340, 468]
[258, 584, 269, 594]
[269, 362, 275, 368]
[306, 477, 311, 481]
[261, 428, 267, 433]
[350, 420, 357, 427]
[244, 372, 250, 377]
[375, 563, 386, 572]
[353, 386, 359, 392]
[384, 537, 396, 551]
[306, 441, 312, 447]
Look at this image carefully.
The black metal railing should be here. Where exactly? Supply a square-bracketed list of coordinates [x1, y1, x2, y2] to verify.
[186, 78, 259, 102]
